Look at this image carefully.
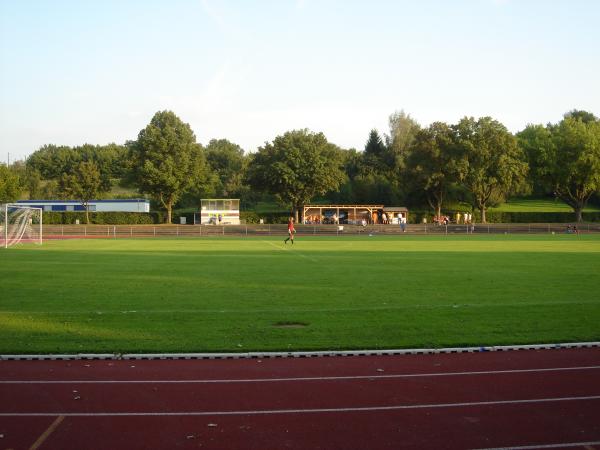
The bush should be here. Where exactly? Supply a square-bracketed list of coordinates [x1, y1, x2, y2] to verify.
[42, 212, 159, 224]
[241, 211, 289, 224]
[410, 210, 600, 223]
[240, 211, 261, 224]
[473, 211, 600, 223]
[172, 212, 195, 224]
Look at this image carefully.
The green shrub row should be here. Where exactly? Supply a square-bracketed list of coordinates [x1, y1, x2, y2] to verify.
[474, 211, 600, 223]
[42, 211, 158, 225]
[39, 210, 600, 225]
[236, 211, 289, 224]
[408, 210, 599, 224]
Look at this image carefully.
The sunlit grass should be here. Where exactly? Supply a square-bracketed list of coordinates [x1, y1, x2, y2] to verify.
[489, 197, 600, 212]
[1, 235, 599, 353]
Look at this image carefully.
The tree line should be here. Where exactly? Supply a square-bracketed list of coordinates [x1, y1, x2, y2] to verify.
[1, 109, 599, 223]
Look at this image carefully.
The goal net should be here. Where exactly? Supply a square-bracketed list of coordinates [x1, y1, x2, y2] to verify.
[1, 204, 43, 248]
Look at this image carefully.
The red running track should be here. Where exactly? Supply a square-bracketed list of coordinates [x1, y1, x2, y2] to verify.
[1, 348, 599, 449]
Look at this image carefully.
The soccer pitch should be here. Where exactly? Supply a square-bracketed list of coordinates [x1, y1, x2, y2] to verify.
[1, 235, 599, 354]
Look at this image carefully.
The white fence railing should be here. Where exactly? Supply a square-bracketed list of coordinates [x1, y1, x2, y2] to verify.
[40, 223, 600, 239]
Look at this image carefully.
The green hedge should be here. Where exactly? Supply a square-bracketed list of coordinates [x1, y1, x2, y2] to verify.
[241, 211, 289, 224]
[240, 211, 260, 224]
[412, 210, 600, 224]
[474, 211, 600, 223]
[41, 209, 600, 225]
[42, 212, 158, 225]
[172, 212, 194, 224]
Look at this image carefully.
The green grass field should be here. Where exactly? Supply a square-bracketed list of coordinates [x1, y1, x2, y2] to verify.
[1, 235, 599, 354]
[488, 197, 600, 213]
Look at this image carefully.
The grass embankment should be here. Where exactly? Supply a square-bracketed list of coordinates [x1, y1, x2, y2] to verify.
[488, 197, 600, 213]
[1, 235, 599, 354]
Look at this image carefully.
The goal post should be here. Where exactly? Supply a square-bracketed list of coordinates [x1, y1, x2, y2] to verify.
[1, 204, 43, 248]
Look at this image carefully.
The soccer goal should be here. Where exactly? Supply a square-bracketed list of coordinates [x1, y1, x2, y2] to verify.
[1, 204, 43, 248]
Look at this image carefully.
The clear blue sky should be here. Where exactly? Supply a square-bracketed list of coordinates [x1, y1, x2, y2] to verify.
[1, 0, 599, 162]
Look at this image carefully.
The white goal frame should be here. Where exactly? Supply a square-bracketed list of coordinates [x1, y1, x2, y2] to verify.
[2, 204, 43, 248]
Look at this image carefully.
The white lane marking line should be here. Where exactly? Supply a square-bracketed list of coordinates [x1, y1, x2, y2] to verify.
[262, 240, 286, 252]
[472, 441, 600, 449]
[29, 415, 64, 450]
[262, 239, 318, 262]
[2, 365, 599, 384]
[2, 395, 600, 417]
[2, 299, 599, 314]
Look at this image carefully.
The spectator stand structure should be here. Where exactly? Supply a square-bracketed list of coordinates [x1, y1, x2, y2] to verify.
[383, 206, 409, 224]
[302, 205, 409, 225]
[195, 199, 240, 225]
[15, 199, 150, 213]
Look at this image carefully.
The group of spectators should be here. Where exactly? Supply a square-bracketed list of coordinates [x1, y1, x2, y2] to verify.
[566, 225, 579, 234]
[304, 212, 408, 226]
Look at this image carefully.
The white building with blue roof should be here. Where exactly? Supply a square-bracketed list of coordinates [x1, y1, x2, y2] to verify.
[16, 199, 150, 213]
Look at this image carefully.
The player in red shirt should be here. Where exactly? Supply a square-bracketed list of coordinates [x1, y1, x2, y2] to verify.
[284, 216, 296, 244]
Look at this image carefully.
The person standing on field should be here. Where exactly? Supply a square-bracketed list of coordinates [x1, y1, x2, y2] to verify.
[284, 217, 296, 244]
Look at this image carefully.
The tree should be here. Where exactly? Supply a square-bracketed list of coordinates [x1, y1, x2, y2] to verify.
[205, 139, 247, 197]
[0, 164, 22, 203]
[59, 161, 108, 224]
[25, 168, 42, 200]
[26, 143, 127, 196]
[246, 129, 345, 221]
[564, 109, 598, 124]
[129, 111, 207, 223]
[406, 122, 458, 219]
[385, 110, 420, 173]
[516, 124, 554, 195]
[364, 129, 386, 158]
[361, 129, 387, 175]
[519, 113, 600, 222]
[26, 145, 79, 179]
[454, 117, 529, 223]
[548, 116, 600, 221]
[40, 179, 59, 199]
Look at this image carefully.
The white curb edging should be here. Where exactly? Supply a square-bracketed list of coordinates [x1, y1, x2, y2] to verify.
[1, 342, 599, 361]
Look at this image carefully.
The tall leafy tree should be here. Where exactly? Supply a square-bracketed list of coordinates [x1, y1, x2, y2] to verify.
[24, 168, 42, 200]
[59, 161, 108, 224]
[205, 139, 247, 197]
[519, 113, 600, 221]
[385, 110, 420, 173]
[246, 129, 345, 221]
[516, 124, 554, 195]
[454, 117, 529, 223]
[26, 143, 127, 191]
[564, 109, 598, 124]
[26, 145, 79, 179]
[0, 164, 22, 203]
[546, 116, 599, 221]
[406, 122, 457, 219]
[129, 111, 207, 223]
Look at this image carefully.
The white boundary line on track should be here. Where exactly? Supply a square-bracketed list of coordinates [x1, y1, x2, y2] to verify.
[1, 341, 599, 361]
[1, 395, 600, 417]
[473, 441, 600, 450]
[2, 365, 599, 384]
